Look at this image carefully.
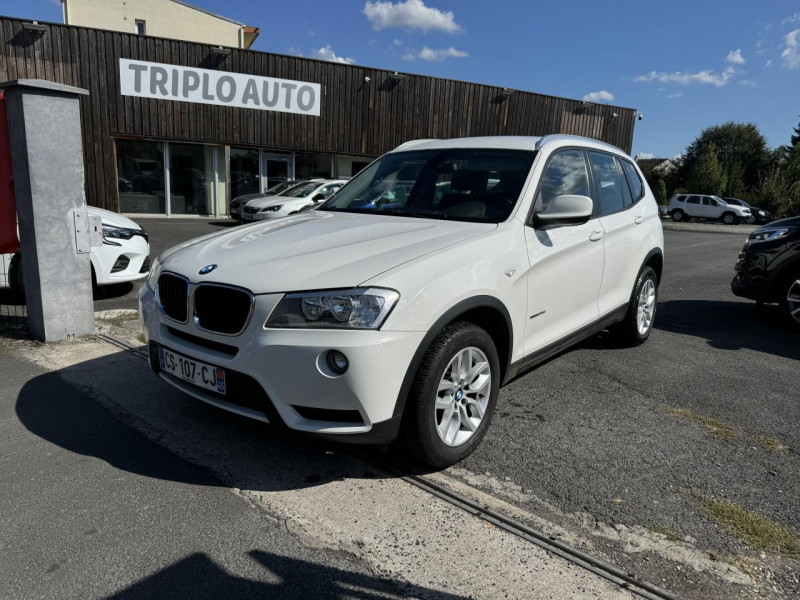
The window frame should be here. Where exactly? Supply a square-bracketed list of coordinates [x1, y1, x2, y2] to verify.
[619, 158, 645, 204]
[586, 149, 637, 219]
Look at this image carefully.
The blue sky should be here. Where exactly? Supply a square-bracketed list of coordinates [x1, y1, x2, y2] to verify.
[5, 0, 800, 159]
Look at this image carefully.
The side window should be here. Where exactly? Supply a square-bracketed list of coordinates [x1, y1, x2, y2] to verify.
[535, 149, 590, 213]
[686, 196, 700, 205]
[677, 195, 687, 202]
[616, 159, 634, 207]
[587, 151, 625, 215]
[620, 160, 644, 202]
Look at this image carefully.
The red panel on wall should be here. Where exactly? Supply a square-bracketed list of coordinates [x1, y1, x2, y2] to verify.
[0, 92, 19, 254]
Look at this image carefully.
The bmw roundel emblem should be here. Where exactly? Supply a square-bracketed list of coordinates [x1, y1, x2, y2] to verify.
[455, 389, 463, 401]
[198, 264, 218, 275]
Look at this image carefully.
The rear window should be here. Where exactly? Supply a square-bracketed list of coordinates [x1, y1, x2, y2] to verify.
[620, 160, 644, 201]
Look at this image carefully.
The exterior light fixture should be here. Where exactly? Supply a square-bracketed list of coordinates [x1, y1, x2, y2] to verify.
[499, 88, 514, 97]
[22, 21, 47, 32]
[388, 72, 407, 81]
[636, 112, 644, 121]
[211, 46, 231, 56]
[612, 112, 619, 118]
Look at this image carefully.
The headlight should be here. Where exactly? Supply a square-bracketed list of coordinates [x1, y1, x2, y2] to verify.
[266, 288, 400, 329]
[748, 227, 795, 243]
[758, 210, 766, 216]
[103, 225, 136, 241]
[260, 205, 283, 213]
[146, 257, 161, 292]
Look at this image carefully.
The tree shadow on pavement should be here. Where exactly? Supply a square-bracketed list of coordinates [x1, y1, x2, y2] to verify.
[109, 551, 468, 600]
[653, 299, 799, 360]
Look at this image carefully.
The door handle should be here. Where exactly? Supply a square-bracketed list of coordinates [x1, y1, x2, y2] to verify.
[634, 215, 644, 225]
[589, 231, 604, 242]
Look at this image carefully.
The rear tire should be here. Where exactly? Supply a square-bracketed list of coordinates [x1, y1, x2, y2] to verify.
[614, 266, 658, 346]
[399, 322, 500, 468]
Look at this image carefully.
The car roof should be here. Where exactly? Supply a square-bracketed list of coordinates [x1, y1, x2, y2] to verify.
[390, 134, 626, 156]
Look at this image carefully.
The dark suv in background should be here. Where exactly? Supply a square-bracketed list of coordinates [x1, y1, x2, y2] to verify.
[732, 217, 800, 329]
[722, 197, 773, 224]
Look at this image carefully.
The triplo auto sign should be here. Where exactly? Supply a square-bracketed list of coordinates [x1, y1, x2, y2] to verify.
[119, 59, 320, 116]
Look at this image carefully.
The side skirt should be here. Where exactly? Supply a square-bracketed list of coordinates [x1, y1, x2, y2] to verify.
[504, 304, 628, 384]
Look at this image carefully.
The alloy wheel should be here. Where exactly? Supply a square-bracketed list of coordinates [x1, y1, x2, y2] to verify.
[434, 347, 492, 447]
[637, 279, 656, 335]
[787, 279, 800, 325]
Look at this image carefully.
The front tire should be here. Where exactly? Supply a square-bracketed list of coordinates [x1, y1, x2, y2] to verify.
[779, 270, 800, 331]
[399, 322, 500, 468]
[721, 212, 736, 225]
[671, 210, 685, 222]
[614, 266, 658, 346]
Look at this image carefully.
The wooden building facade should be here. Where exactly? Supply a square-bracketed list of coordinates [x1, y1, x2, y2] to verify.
[0, 15, 637, 216]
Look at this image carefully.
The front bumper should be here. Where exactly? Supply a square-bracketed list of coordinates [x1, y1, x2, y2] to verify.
[139, 284, 424, 443]
[242, 210, 286, 222]
[731, 250, 768, 301]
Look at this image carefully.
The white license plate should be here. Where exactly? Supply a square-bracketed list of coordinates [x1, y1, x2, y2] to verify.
[159, 346, 226, 395]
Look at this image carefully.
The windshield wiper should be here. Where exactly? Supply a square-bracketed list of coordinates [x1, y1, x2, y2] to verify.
[383, 209, 449, 220]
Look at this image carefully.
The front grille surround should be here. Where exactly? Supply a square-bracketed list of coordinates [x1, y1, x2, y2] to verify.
[192, 282, 255, 336]
[157, 272, 190, 323]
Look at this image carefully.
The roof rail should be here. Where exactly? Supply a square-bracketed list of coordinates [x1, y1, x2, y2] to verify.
[392, 139, 440, 151]
[535, 134, 622, 153]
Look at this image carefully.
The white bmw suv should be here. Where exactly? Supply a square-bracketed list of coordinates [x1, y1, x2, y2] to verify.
[139, 135, 664, 467]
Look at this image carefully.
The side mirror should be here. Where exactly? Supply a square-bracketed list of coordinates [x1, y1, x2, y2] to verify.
[312, 193, 326, 202]
[534, 195, 593, 226]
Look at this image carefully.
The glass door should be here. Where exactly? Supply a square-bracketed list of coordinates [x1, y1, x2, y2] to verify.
[261, 153, 292, 193]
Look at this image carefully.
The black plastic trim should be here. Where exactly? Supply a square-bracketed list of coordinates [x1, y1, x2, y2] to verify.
[391, 296, 513, 420]
[640, 247, 665, 282]
[506, 304, 628, 383]
[306, 414, 403, 445]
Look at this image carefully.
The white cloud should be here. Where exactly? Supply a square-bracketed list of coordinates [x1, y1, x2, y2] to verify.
[363, 0, 462, 34]
[739, 79, 758, 88]
[582, 90, 614, 103]
[766, 58, 773, 67]
[781, 29, 800, 69]
[393, 38, 404, 46]
[402, 52, 417, 61]
[726, 49, 745, 64]
[637, 152, 655, 160]
[314, 45, 355, 64]
[665, 91, 683, 99]
[414, 46, 468, 61]
[781, 13, 800, 26]
[634, 66, 736, 87]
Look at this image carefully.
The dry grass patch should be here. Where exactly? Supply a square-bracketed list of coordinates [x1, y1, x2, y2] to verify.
[647, 525, 684, 543]
[695, 496, 800, 559]
[136, 333, 147, 345]
[755, 435, 788, 452]
[96, 311, 139, 328]
[663, 407, 737, 440]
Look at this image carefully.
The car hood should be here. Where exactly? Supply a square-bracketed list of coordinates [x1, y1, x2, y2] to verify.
[232, 192, 270, 205]
[246, 195, 302, 209]
[89, 206, 143, 230]
[158, 211, 496, 293]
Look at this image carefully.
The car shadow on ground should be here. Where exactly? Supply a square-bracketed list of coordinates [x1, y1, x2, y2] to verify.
[108, 550, 468, 600]
[208, 220, 241, 228]
[14, 352, 437, 493]
[92, 281, 134, 301]
[653, 299, 799, 360]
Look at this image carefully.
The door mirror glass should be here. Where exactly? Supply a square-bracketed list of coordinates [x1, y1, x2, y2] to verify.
[535, 195, 593, 226]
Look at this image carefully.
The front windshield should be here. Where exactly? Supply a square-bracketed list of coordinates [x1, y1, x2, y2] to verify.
[320, 148, 536, 223]
[281, 182, 322, 198]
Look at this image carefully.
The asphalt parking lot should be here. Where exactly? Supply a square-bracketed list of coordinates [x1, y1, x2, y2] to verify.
[36, 219, 800, 597]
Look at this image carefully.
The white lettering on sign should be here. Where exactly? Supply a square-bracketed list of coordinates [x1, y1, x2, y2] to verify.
[119, 59, 321, 116]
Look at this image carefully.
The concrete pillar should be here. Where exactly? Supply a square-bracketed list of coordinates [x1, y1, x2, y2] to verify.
[0, 79, 94, 342]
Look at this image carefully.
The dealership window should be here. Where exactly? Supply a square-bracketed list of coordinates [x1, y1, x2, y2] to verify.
[295, 152, 332, 180]
[116, 139, 166, 214]
[169, 143, 220, 216]
[230, 147, 260, 199]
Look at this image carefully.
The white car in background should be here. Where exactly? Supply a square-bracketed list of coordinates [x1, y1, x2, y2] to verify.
[1, 207, 150, 293]
[140, 134, 664, 467]
[668, 194, 751, 224]
[229, 179, 318, 221]
[241, 179, 347, 221]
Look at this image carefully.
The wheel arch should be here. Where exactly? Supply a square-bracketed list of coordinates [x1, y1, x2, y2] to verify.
[766, 254, 800, 302]
[391, 295, 513, 420]
[641, 247, 664, 283]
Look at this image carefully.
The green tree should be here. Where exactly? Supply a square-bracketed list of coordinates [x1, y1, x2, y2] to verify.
[656, 178, 667, 204]
[681, 122, 771, 191]
[791, 116, 800, 148]
[756, 165, 799, 218]
[687, 142, 727, 196]
[723, 160, 747, 199]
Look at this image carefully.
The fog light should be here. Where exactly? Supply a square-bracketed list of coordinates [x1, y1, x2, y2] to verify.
[326, 350, 349, 375]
